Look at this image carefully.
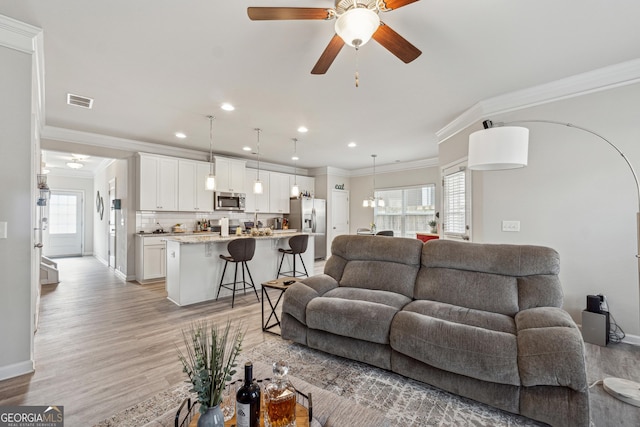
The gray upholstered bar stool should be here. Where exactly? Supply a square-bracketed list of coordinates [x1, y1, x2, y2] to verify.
[276, 234, 309, 278]
[216, 238, 259, 308]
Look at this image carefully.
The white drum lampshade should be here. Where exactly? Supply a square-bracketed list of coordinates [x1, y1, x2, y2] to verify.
[468, 126, 529, 170]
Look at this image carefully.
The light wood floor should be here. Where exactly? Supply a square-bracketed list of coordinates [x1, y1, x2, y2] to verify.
[0, 256, 638, 426]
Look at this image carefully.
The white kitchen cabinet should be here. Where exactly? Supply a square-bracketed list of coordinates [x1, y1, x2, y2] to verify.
[290, 175, 315, 198]
[138, 153, 178, 211]
[135, 235, 166, 282]
[244, 168, 270, 213]
[178, 159, 214, 212]
[269, 172, 290, 214]
[214, 156, 246, 193]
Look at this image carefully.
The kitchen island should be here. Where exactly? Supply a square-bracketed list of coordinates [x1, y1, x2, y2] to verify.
[164, 232, 314, 306]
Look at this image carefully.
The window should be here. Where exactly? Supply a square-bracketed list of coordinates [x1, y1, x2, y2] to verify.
[49, 193, 78, 234]
[442, 162, 471, 240]
[373, 185, 436, 237]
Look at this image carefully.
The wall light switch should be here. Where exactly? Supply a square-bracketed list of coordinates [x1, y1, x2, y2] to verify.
[502, 220, 520, 232]
[0, 221, 7, 239]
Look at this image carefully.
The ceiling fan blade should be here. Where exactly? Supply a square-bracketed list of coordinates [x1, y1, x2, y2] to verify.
[372, 22, 422, 63]
[247, 7, 332, 21]
[311, 34, 345, 74]
[378, 0, 420, 11]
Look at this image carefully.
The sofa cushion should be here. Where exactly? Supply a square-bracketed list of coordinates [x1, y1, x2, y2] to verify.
[416, 240, 563, 315]
[282, 274, 339, 325]
[402, 300, 516, 335]
[414, 267, 520, 316]
[306, 296, 400, 344]
[390, 311, 521, 386]
[515, 307, 587, 391]
[327, 235, 423, 298]
[323, 287, 412, 310]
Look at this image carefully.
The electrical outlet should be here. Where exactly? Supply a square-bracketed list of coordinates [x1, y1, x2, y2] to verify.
[502, 220, 520, 232]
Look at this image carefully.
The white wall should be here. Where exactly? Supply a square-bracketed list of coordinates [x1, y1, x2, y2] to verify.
[0, 41, 35, 378]
[45, 174, 94, 255]
[93, 157, 135, 279]
[442, 83, 640, 337]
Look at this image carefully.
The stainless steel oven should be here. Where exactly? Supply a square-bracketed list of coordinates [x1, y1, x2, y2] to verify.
[214, 192, 246, 212]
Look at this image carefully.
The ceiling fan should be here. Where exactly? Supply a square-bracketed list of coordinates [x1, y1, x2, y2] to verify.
[247, 0, 422, 74]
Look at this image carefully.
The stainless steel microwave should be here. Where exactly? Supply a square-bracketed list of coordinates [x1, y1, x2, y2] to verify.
[214, 192, 246, 212]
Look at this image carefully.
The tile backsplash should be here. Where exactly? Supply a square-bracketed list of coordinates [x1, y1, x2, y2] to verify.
[136, 211, 279, 233]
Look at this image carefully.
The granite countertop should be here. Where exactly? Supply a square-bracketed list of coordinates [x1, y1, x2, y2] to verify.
[162, 231, 306, 244]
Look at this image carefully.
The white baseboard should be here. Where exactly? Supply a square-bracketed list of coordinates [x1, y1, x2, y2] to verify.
[0, 359, 34, 381]
[622, 333, 640, 346]
[94, 255, 108, 266]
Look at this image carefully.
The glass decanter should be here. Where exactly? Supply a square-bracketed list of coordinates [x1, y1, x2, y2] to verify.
[264, 360, 297, 427]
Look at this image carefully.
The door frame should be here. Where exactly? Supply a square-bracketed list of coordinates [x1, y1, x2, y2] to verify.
[45, 189, 85, 257]
[108, 178, 116, 268]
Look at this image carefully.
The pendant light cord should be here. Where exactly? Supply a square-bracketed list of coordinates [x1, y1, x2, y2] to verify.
[208, 115, 215, 175]
[255, 128, 261, 179]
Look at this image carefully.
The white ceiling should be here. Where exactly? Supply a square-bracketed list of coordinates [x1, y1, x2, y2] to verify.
[2, 1, 640, 171]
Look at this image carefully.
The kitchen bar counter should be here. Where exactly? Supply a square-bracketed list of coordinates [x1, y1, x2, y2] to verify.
[164, 232, 314, 306]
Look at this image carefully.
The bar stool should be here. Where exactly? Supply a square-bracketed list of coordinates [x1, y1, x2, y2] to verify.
[216, 238, 259, 308]
[276, 234, 309, 278]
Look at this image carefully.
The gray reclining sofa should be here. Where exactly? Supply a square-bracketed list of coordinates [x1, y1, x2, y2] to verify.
[281, 235, 589, 427]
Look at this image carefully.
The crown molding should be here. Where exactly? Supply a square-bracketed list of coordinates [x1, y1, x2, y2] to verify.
[0, 14, 41, 53]
[437, 58, 640, 144]
[350, 157, 439, 177]
[42, 126, 210, 161]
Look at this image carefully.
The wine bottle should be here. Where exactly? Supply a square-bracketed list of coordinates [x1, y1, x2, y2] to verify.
[236, 361, 260, 427]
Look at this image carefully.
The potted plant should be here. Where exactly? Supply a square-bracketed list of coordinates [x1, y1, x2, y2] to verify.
[177, 320, 245, 426]
[428, 219, 438, 234]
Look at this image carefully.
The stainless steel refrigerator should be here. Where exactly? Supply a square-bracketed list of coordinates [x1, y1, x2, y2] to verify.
[288, 198, 326, 259]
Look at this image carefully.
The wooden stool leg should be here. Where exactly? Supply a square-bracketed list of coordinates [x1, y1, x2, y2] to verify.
[298, 254, 309, 277]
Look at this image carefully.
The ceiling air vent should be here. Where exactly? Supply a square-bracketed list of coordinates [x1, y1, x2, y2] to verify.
[67, 93, 94, 109]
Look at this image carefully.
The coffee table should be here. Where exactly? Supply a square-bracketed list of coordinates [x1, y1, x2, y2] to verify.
[261, 276, 303, 335]
[180, 390, 312, 427]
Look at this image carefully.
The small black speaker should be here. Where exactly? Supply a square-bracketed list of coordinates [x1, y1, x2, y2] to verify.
[587, 295, 602, 313]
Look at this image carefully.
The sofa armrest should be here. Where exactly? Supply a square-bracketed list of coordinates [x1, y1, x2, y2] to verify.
[282, 274, 339, 325]
[515, 307, 588, 392]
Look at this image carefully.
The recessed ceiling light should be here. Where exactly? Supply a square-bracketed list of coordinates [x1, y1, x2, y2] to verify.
[242, 146, 252, 151]
[175, 132, 187, 139]
[221, 103, 235, 111]
[292, 155, 299, 161]
[348, 142, 357, 148]
[297, 126, 308, 133]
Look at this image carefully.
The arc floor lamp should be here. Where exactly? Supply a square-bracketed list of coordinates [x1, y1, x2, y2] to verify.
[468, 119, 640, 407]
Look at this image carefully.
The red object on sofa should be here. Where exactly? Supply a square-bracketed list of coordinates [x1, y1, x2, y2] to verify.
[416, 233, 439, 243]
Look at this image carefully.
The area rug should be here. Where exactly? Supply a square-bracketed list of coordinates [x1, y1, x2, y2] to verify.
[95, 335, 545, 427]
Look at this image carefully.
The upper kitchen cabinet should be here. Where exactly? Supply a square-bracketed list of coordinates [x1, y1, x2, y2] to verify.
[137, 153, 178, 211]
[269, 172, 290, 214]
[214, 156, 246, 193]
[290, 175, 315, 198]
[245, 168, 270, 213]
[178, 159, 214, 212]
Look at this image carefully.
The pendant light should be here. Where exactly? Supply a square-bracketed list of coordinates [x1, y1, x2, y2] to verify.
[205, 115, 216, 191]
[291, 138, 300, 197]
[253, 128, 263, 194]
[362, 154, 385, 208]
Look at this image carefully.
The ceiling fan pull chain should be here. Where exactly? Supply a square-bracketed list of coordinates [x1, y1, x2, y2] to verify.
[355, 46, 360, 87]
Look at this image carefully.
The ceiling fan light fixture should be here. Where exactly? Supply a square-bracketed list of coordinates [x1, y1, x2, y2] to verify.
[335, 8, 380, 47]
